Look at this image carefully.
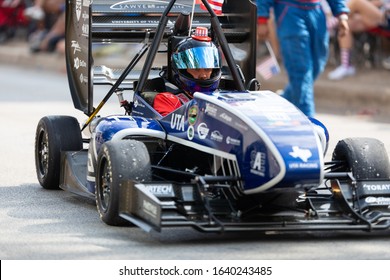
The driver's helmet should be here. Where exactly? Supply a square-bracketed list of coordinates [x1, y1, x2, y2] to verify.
[172, 27, 222, 95]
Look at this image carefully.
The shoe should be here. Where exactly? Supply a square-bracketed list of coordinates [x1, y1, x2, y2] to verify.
[28, 29, 47, 53]
[327, 65, 356, 80]
[383, 57, 390, 70]
[24, 6, 45, 21]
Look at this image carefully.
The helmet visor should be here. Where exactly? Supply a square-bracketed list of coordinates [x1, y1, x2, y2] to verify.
[173, 46, 221, 69]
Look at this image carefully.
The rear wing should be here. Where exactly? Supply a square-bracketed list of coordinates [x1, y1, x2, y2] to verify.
[65, 0, 257, 115]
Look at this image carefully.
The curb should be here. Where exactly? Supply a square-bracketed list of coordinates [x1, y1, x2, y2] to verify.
[0, 41, 66, 73]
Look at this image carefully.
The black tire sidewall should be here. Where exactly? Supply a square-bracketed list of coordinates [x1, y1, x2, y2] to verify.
[96, 140, 151, 226]
[332, 137, 390, 180]
[34, 116, 82, 189]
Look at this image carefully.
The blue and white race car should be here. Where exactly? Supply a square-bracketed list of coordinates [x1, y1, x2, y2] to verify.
[35, 0, 390, 233]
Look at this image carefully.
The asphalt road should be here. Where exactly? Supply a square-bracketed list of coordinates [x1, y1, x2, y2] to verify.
[1, 64, 390, 261]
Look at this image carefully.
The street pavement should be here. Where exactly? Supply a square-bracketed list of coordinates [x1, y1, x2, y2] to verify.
[1, 39, 389, 121]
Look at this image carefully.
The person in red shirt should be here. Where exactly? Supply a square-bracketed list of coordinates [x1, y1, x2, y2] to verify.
[153, 27, 222, 116]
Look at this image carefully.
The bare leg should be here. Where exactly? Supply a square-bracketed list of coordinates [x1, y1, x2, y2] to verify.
[267, 10, 280, 59]
[348, 0, 385, 30]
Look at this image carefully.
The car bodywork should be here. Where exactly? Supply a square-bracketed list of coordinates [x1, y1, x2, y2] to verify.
[34, 0, 390, 234]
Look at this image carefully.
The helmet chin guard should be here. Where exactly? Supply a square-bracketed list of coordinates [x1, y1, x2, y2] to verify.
[174, 69, 221, 95]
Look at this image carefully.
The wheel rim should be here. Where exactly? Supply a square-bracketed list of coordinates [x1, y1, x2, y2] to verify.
[99, 158, 112, 212]
[37, 129, 49, 179]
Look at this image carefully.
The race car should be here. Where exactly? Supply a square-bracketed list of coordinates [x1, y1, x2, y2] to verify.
[35, 0, 390, 233]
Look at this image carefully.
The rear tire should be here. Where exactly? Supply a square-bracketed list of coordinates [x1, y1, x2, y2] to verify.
[332, 137, 390, 180]
[34, 116, 83, 189]
[96, 140, 151, 226]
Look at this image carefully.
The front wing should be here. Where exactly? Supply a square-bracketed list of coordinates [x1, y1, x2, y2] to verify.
[119, 175, 390, 233]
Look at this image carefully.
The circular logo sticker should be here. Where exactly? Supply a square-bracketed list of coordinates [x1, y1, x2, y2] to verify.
[188, 105, 198, 126]
[187, 125, 195, 140]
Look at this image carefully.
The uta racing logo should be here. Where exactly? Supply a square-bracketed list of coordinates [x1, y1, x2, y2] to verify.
[170, 114, 185, 131]
[289, 146, 312, 162]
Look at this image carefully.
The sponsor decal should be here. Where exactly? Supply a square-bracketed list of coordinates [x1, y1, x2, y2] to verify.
[250, 151, 266, 176]
[131, 96, 145, 109]
[226, 136, 241, 146]
[289, 146, 312, 162]
[188, 105, 198, 126]
[170, 113, 185, 131]
[187, 125, 194, 140]
[234, 121, 248, 131]
[294, 183, 319, 189]
[76, 0, 82, 21]
[113, 19, 163, 24]
[363, 184, 390, 192]
[95, 131, 103, 145]
[134, 100, 145, 108]
[204, 103, 218, 117]
[110, 1, 190, 10]
[219, 112, 232, 123]
[79, 73, 88, 83]
[82, 10, 89, 21]
[71, 41, 81, 54]
[197, 123, 209, 139]
[74, 57, 87, 69]
[81, 23, 89, 37]
[289, 162, 319, 169]
[87, 150, 94, 173]
[142, 199, 158, 219]
[145, 184, 174, 196]
[365, 196, 390, 205]
[210, 130, 223, 142]
[264, 112, 291, 121]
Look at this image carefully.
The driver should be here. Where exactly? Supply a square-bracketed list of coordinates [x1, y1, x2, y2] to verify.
[153, 27, 222, 116]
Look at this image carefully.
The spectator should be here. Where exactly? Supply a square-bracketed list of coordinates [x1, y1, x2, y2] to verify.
[35, 9, 64, 52]
[327, 0, 390, 80]
[256, 0, 349, 117]
[0, 0, 29, 43]
[23, 0, 44, 21]
[23, 0, 65, 53]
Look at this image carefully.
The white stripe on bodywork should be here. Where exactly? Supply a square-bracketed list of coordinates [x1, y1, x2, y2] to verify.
[111, 128, 167, 141]
[111, 125, 237, 162]
[167, 134, 238, 161]
[311, 125, 325, 186]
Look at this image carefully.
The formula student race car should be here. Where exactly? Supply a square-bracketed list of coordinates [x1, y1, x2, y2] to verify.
[35, 0, 390, 233]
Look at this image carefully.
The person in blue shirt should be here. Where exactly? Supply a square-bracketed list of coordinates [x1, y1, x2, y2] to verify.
[256, 0, 350, 117]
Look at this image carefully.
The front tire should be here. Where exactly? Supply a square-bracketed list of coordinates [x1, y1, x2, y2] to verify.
[34, 116, 83, 189]
[332, 137, 390, 180]
[96, 140, 151, 226]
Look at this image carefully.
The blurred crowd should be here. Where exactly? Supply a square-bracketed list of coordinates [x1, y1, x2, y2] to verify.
[0, 0, 389, 77]
[323, 0, 390, 78]
[0, 0, 65, 54]
[262, 0, 390, 77]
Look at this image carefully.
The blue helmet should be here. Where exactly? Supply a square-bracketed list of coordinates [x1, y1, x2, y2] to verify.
[172, 29, 222, 95]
